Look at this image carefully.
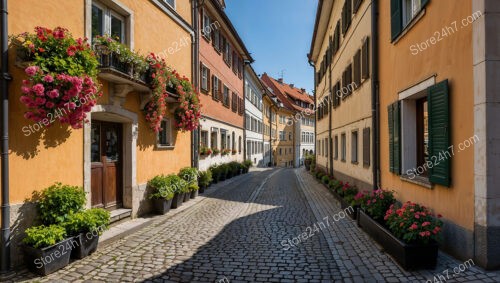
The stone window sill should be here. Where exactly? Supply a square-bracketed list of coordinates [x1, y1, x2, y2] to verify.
[400, 174, 433, 189]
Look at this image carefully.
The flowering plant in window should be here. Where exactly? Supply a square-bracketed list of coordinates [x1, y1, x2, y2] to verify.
[199, 146, 212, 156]
[11, 27, 101, 129]
[174, 78, 202, 132]
[221, 149, 231, 156]
[211, 148, 220, 155]
[384, 201, 443, 245]
[360, 189, 396, 221]
[144, 53, 169, 132]
[231, 149, 237, 155]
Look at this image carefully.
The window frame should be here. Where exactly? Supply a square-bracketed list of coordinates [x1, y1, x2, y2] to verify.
[157, 119, 174, 149]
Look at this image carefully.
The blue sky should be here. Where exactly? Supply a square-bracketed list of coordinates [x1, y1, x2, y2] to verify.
[225, 0, 318, 94]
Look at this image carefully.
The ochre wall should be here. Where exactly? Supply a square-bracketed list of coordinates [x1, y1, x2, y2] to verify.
[379, 0, 474, 230]
[6, 0, 193, 203]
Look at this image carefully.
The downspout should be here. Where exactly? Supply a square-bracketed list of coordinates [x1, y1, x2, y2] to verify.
[371, 0, 380, 190]
[0, 0, 11, 274]
[328, 61, 333, 176]
[242, 63, 248, 162]
[308, 58, 317, 163]
[192, 0, 200, 168]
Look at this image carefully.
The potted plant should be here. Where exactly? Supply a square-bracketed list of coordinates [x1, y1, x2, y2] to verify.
[200, 146, 212, 156]
[198, 170, 212, 193]
[209, 165, 220, 183]
[148, 175, 176, 214]
[242, 160, 253, 173]
[304, 154, 314, 170]
[339, 183, 359, 220]
[221, 149, 231, 156]
[37, 183, 86, 225]
[63, 208, 110, 259]
[212, 148, 220, 155]
[179, 167, 199, 199]
[378, 201, 443, 269]
[166, 175, 187, 209]
[22, 225, 73, 276]
[218, 164, 229, 181]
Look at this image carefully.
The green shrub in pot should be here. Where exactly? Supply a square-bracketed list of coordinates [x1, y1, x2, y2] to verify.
[178, 167, 199, 185]
[148, 175, 175, 200]
[199, 170, 212, 188]
[37, 183, 86, 225]
[23, 225, 67, 249]
[63, 209, 110, 236]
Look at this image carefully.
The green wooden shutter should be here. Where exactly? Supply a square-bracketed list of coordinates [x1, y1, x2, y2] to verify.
[391, 0, 403, 40]
[421, 0, 430, 8]
[428, 80, 450, 187]
[388, 101, 401, 174]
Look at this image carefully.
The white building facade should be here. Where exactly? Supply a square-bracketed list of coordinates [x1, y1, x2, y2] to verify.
[244, 66, 264, 167]
[295, 115, 315, 167]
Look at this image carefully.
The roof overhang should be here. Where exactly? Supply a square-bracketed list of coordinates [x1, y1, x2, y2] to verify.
[308, 0, 335, 63]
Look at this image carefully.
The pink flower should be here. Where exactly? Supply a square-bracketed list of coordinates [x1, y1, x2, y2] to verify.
[47, 89, 60, 99]
[21, 86, 31, 94]
[67, 102, 77, 109]
[43, 75, 54, 83]
[25, 66, 39, 77]
[414, 214, 420, 219]
[422, 221, 431, 227]
[45, 101, 55, 108]
[24, 112, 34, 119]
[19, 96, 32, 105]
[32, 84, 45, 96]
[35, 97, 46, 106]
[409, 223, 418, 230]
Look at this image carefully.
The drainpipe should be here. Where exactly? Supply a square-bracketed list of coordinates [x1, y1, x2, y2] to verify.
[328, 61, 333, 176]
[371, 0, 380, 190]
[0, 0, 11, 274]
[308, 58, 317, 164]
[192, 0, 200, 168]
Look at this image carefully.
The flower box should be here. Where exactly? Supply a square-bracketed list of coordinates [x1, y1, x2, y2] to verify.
[190, 190, 198, 199]
[170, 193, 184, 209]
[23, 238, 73, 276]
[183, 192, 191, 202]
[98, 53, 132, 75]
[152, 198, 173, 215]
[71, 232, 99, 259]
[357, 210, 438, 270]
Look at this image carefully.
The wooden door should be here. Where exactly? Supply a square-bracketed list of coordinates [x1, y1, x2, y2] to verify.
[91, 121, 123, 209]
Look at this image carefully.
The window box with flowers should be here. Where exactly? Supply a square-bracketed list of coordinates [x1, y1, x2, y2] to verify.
[357, 190, 442, 270]
[231, 149, 237, 155]
[211, 148, 220, 155]
[199, 146, 212, 156]
[221, 149, 231, 156]
[11, 27, 102, 129]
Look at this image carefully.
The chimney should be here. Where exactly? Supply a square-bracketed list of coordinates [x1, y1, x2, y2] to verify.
[300, 88, 306, 93]
[289, 84, 294, 88]
[278, 78, 283, 83]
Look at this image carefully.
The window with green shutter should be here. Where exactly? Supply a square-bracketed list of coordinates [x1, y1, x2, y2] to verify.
[388, 101, 401, 174]
[428, 80, 450, 186]
[391, 0, 431, 41]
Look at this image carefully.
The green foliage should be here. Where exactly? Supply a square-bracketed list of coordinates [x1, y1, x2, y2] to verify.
[198, 170, 212, 187]
[178, 167, 199, 186]
[242, 160, 253, 169]
[309, 163, 316, 172]
[37, 183, 86, 225]
[360, 189, 396, 221]
[148, 174, 186, 198]
[188, 183, 199, 192]
[63, 208, 110, 236]
[321, 175, 330, 185]
[209, 165, 220, 181]
[228, 162, 241, 176]
[218, 164, 229, 178]
[341, 185, 359, 205]
[23, 225, 66, 249]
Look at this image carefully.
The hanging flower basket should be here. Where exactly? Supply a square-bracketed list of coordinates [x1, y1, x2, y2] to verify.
[11, 27, 102, 129]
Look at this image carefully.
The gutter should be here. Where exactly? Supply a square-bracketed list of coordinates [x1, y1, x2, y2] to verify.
[371, 0, 380, 190]
[0, 0, 11, 274]
[191, 0, 200, 168]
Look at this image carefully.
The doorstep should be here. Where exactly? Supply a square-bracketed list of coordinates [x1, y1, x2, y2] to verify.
[109, 208, 132, 226]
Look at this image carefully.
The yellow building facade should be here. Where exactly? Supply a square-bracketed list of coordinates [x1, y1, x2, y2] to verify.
[3, 0, 195, 267]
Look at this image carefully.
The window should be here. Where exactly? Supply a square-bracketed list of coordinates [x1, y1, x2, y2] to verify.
[223, 85, 230, 106]
[363, 128, 371, 167]
[221, 130, 227, 150]
[362, 37, 370, 80]
[200, 64, 210, 92]
[341, 133, 346, 162]
[232, 92, 238, 112]
[389, 79, 450, 186]
[342, 0, 352, 35]
[212, 29, 220, 51]
[157, 119, 172, 147]
[219, 34, 226, 55]
[201, 131, 208, 148]
[245, 114, 250, 130]
[351, 131, 358, 163]
[163, 0, 175, 9]
[353, 49, 361, 88]
[325, 138, 329, 157]
[279, 131, 285, 141]
[239, 136, 242, 153]
[391, 0, 429, 40]
[202, 10, 211, 40]
[353, 0, 364, 13]
[212, 76, 221, 100]
[279, 148, 282, 155]
[342, 64, 353, 99]
[211, 128, 218, 149]
[92, 2, 127, 44]
[333, 81, 341, 108]
[225, 42, 231, 66]
[334, 135, 339, 160]
[289, 132, 292, 141]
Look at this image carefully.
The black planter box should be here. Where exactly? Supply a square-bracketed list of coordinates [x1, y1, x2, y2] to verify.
[171, 193, 184, 209]
[190, 190, 198, 199]
[98, 53, 131, 75]
[358, 210, 439, 270]
[152, 198, 173, 215]
[23, 238, 74, 276]
[199, 185, 206, 194]
[71, 233, 99, 259]
[183, 192, 191, 202]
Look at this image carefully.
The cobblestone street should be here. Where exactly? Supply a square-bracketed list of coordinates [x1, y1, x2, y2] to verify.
[10, 168, 500, 283]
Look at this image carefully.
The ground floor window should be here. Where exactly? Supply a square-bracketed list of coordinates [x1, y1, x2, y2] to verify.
[158, 119, 172, 147]
[341, 133, 346, 162]
[211, 128, 218, 149]
[201, 130, 208, 148]
[351, 130, 358, 164]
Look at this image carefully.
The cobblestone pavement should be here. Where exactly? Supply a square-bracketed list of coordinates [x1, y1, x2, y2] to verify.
[9, 168, 500, 282]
